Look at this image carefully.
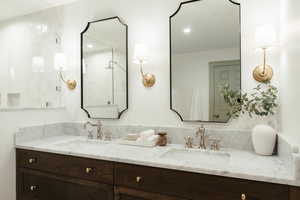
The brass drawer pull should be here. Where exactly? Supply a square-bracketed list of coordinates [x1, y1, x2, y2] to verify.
[28, 158, 36, 164]
[241, 194, 246, 200]
[136, 176, 142, 183]
[30, 185, 37, 192]
[85, 167, 93, 174]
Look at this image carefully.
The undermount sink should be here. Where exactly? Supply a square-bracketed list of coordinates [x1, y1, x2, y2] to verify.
[54, 139, 110, 151]
[160, 148, 230, 167]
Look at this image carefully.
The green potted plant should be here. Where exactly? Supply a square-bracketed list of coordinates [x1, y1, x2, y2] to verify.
[221, 83, 279, 155]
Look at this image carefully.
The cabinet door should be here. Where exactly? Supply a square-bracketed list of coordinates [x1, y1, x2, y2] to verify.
[115, 187, 187, 200]
[290, 187, 300, 200]
[18, 170, 114, 200]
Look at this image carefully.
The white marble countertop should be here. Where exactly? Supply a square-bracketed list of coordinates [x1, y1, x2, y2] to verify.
[15, 135, 299, 187]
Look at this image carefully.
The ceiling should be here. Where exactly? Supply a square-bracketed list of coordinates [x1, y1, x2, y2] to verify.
[0, 0, 77, 21]
[83, 19, 127, 54]
[171, 0, 240, 54]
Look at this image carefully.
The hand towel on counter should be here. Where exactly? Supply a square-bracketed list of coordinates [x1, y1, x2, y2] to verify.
[139, 129, 155, 140]
[125, 133, 140, 141]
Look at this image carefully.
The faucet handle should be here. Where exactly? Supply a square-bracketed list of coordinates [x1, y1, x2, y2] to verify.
[184, 136, 194, 148]
[209, 138, 221, 151]
[87, 130, 94, 140]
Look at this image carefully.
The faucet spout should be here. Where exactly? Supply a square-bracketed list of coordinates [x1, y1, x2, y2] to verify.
[84, 120, 104, 140]
[196, 125, 207, 149]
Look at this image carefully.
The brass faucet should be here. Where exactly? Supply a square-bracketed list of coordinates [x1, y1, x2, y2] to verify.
[196, 125, 207, 149]
[84, 120, 104, 140]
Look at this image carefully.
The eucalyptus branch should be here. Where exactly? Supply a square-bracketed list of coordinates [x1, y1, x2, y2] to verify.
[221, 83, 278, 119]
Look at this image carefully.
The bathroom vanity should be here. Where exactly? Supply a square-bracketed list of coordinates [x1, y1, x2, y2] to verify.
[15, 122, 300, 200]
[16, 148, 299, 200]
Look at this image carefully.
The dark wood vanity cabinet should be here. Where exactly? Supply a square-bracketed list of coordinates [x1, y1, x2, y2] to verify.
[114, 163, 290, 200]
[16, 149, 114, 200]
[16, 149, 296, 200]
[17, 169, 113, 200]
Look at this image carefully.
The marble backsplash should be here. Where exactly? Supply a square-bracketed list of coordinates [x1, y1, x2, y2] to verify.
[15, 122, 253, 151]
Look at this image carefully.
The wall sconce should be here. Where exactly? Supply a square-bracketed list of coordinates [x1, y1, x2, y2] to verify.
[253, 25, 277, 83]
[133, 44, 156, 88]
[54, 53, 77, 90]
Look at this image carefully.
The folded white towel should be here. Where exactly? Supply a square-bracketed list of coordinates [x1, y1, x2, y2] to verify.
[125, 133, 139, 141]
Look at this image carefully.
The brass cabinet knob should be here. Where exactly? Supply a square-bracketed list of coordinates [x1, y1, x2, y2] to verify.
[28, 158, 36, 164]
[85, 167, 93, 174]
[136, 176, 142, 183]
[30, 185, 37, 192]
[241, 194, 246, 200]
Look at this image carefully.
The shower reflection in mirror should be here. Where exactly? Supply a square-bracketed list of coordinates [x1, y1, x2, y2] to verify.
[81, 17, 128, 119]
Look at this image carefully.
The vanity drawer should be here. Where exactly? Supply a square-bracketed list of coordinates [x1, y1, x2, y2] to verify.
[18, 169, 114, 200]
[16, 149, 114, 184]
[115, 163, 289, 200]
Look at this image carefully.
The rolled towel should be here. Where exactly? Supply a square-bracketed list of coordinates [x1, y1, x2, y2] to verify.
[139, 129, 155, 140]
[147, 135, 159, 143]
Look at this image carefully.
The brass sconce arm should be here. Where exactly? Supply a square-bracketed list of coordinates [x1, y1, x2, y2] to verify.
[253, 48, 273, 83]
[138, 61, 156, 88]
[58, 71, 77, 90]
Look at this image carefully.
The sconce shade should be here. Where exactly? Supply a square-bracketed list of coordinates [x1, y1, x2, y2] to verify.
[32, 56, 45, 73]
[54, 53, 67, 71]
[133, 44, 148, 64]
[255, 25, 277, 49]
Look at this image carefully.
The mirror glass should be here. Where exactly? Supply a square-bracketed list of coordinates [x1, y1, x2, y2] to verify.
[0, 7, 65, 110]
[81, 17, 128, 119]
[170, 0, 241, 123]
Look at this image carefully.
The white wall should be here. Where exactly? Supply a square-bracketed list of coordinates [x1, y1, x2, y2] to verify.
[280, 0, 300, 144]
[0, 7, 72, 200]
[61, 0, 281, 129]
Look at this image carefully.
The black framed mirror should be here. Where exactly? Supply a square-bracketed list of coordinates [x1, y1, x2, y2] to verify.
[170, 0, 241, 123]
[81, 17, 128, 119]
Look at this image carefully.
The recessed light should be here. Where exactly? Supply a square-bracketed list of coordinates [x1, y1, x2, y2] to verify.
[183, 28, 191, 34]
[87, 44, 94, 48]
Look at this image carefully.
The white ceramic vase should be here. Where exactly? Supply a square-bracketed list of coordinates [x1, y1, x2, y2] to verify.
[252, 124, 277, 156]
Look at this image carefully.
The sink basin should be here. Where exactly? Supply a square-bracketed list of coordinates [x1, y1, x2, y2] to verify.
[160, 148, 230, 167]
[54, 139, 110, 152]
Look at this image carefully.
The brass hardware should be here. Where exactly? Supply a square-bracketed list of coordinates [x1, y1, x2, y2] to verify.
[58, 71, 77, 90]
[28, 158, 36, 164]
[85, 167, 93, 174]
[142, 73, 156, 88]
[136, 176, 142, 183]
[140, 67, 155, 88]
[253, 48, 273, 83]
[241, 194, 246, 200]
[30, 185, 37, 191]
[66, 80, 77, 90]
